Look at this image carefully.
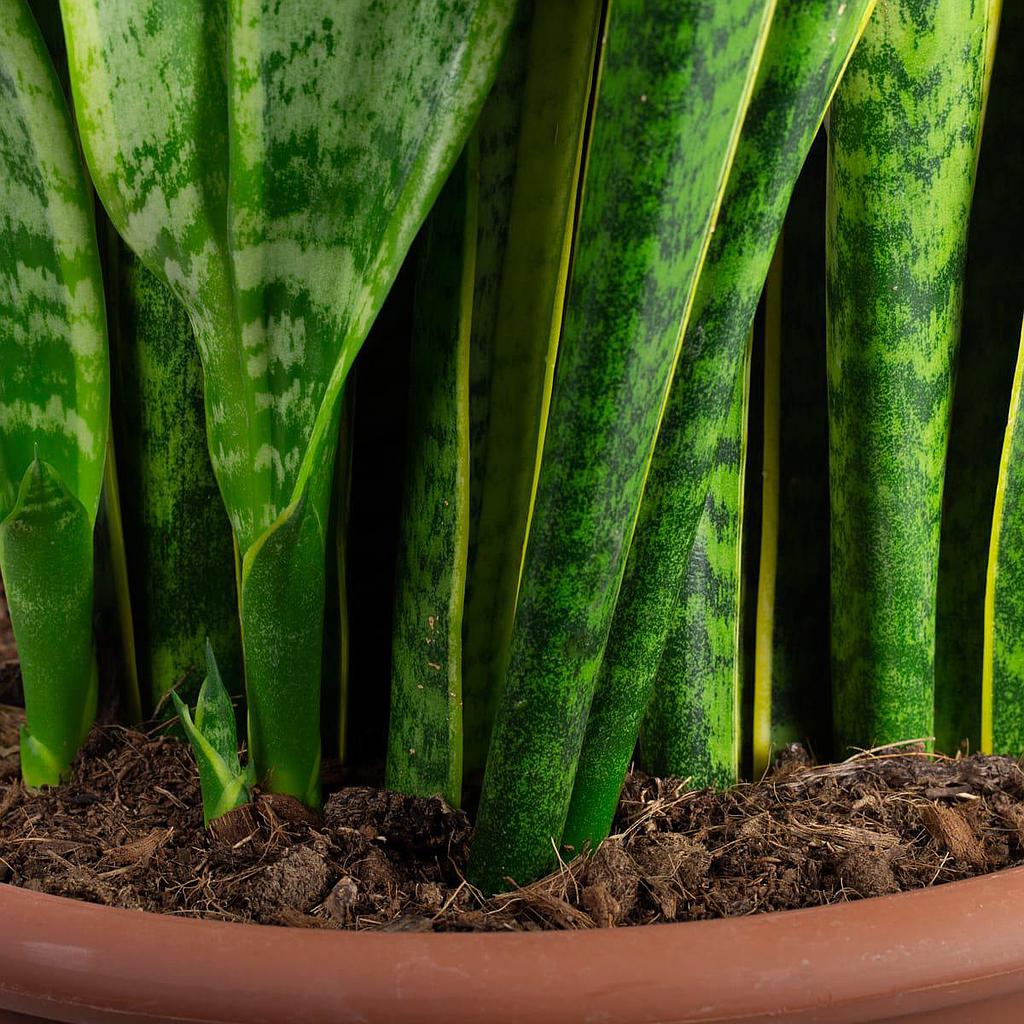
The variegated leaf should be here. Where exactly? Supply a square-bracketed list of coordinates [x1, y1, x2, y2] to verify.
[0, 0, 107, 786]
[61, 0, 515, 801]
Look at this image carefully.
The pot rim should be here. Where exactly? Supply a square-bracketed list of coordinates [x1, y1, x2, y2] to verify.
[3, 867, 1024, 1024]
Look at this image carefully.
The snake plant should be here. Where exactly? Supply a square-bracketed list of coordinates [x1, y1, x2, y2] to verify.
[386, 149, 476, 809]
[564, 0, 876, 851]
[106, 244, 242, 713]
[827, 0, 990, 753]
[5, 0, 1024, 898]
[0, 0, 108, 787]
[936, 0, 1018, 753]
[59, 0, 514, 806]
[171, 644, 250, 824]
[461, 0, 604, 785]
[468, 0, 777, 891]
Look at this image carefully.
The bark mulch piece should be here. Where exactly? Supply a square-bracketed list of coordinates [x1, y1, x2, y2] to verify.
[3, 725, 1024, 931]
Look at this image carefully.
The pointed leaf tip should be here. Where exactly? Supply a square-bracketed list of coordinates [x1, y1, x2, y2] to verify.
[171, 687, 249, 827]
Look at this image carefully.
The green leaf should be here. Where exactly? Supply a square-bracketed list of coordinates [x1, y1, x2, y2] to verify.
[61, 0, 516, 802]
[27, 0, 69, 97]
[751, 151, 832, 775]
[223, 2, 515, 545]
[636, 343, 752, 792]
[461, 0, 604, 784]
[0, 458, 97, 786]
[827, 0, 989, 752]
[386, 149, 475, 809]
[983, 318, 1024, 754]
[194, 641, 239, 766]
[0, 0, 108, 786]
[466, 3, 534, 583]
[171, 643, 249, 826]
[97, 431, 144, 726]
[239, 495, 325, 808]
[468, 0, 775, 894]
[0, 0, 108, 523]
[565, 0, 875, 851]
[107, 245, 241, 710]
[935, 0, 1018, 754]
[61, 0, 516, 545]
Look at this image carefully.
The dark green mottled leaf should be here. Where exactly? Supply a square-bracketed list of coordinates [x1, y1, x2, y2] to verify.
[461, 0, 604, 782]
[636, 346, 751, 792]
[936, 0, 1019, 753]
[566, 0, 874, 847]
[827, 0, 988, 752]
[386, 150, 475, 808]
[469, 0, 774, 893]
[108, 246, 241, 709]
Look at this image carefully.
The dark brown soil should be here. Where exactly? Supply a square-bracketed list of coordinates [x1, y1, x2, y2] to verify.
[3, 713, 1024, 930]
[4, 586, 1024, 929]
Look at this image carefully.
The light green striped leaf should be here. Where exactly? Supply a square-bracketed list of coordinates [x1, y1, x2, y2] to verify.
[61, 0, 515, 802]
[0, 0, 108, 785]
[172, 643, 249, 825]
[1, 459, 98, 785]
[1, 0, 107, 523]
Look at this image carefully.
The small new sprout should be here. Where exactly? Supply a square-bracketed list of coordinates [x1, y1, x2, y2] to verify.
[171, 643, 250, 826]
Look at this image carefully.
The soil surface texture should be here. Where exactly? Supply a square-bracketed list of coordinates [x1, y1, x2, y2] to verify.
[3, 706, 1024, 930]
[4, 588, 1024, 930]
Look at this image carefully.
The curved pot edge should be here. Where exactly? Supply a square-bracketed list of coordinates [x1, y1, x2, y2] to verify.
[3, 867, 1024, 1024]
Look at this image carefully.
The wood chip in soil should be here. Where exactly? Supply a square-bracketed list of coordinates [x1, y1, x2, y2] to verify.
[3, 727, 1024, 931]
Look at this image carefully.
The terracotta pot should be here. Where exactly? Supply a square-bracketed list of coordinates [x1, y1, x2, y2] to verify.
[2, 867, 1024, 1023]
